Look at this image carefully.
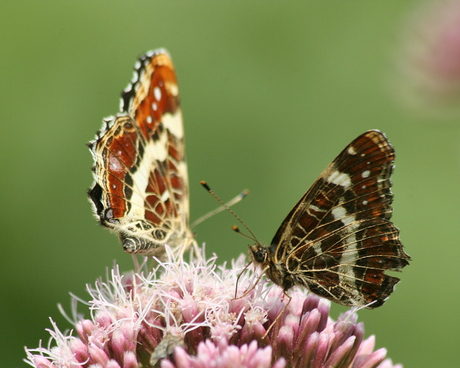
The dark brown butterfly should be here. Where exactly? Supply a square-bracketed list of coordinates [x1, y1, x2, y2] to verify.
[248, 130, 410, 308]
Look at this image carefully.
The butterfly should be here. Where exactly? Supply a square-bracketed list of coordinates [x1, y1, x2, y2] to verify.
[88, 49, 194, 257]
[248, 130, 410, 308]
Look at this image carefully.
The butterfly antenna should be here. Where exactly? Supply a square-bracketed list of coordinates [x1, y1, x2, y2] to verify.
[231, 225, 257, 242]
[191, 184, 249, 229]
[200, 181, 259, 243]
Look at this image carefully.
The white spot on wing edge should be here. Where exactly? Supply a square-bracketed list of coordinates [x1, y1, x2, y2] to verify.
[167, 82, 179, 97]
[326, 170, 352, 188]
[163, 111, 183, 139]
[362, 170, 370, 178]
[347, 146, 357, 155]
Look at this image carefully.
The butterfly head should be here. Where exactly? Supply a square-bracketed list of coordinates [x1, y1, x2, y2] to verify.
[248, 243, 268, 265]
[247, 242, 291, 290]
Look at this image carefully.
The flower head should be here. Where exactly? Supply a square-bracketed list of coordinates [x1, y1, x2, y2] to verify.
[25, 247, 402, 368]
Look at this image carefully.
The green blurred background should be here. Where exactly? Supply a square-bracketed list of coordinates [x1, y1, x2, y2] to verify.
[1, 1, 458, 367]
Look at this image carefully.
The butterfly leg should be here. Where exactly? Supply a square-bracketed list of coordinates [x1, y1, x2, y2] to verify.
[263, 292, 292, 339]
[233, 265, 268, 300]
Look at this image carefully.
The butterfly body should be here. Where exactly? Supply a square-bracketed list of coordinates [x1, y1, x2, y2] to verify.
[249, 130, 410, 308]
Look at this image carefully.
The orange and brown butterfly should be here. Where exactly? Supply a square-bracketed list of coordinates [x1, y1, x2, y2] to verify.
[88, 50, 195, 257]
[246, 130, 410, 308]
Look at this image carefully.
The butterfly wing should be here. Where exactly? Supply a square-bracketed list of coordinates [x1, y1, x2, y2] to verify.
[269, 130, 410, 307]
[88, 50, 193, 256]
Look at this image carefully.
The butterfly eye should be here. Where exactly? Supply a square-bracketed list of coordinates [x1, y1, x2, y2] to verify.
[249, 246, 267, 264]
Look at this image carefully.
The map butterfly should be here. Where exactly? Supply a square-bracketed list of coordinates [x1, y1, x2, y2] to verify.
[88, 50, 194, 257]
[248, 130, 410, 308]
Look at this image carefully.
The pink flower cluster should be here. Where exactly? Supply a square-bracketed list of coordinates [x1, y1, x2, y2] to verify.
[396, 0, 460, 116]
[25, 249, 402, 368]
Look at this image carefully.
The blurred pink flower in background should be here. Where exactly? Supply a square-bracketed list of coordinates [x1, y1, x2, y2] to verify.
[25, 248, 402, 368]
[395, 0, 460, 117]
